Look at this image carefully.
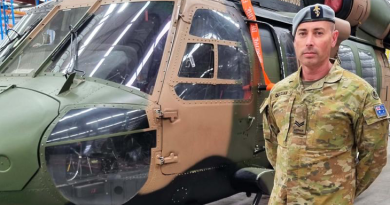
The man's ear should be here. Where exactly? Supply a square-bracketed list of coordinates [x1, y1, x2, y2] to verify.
[331, 30, 339, 48]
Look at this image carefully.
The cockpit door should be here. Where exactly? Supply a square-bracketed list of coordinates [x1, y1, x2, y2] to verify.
[157, 2, 263, 175]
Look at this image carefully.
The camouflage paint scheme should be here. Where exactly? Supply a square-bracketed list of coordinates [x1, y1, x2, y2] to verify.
[0, 0, 390, 205]
[0, 0, 268, 204]
[261, 62, 389, 204]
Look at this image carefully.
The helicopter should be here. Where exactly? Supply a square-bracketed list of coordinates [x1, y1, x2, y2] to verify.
[0, 0, 389, 205]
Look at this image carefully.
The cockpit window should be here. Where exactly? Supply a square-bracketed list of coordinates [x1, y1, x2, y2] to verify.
[178, 43, 214, 78]
[46, 2, 174, 95]
[218, 45, 251, 81]
[1, 7, 89, 74]
[175, 83, 247, 100]
[189, 9, 252, 82]
[0, 12, 47, 62]
[176, 8, 252, 101]
[277, 30, 297, 77]
[190, 9, 241, 42]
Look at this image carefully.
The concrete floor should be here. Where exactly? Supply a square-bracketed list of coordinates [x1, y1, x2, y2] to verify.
[208, 142, 390, 205]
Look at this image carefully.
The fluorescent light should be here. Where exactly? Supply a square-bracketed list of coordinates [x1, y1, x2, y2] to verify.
[117, 2, 129, 13]
[89, 58, 105, 77]
[131, 2, 150, 23]
[59, 108, 96, 122]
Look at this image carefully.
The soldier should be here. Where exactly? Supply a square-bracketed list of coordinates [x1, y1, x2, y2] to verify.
[260, 4, 389, 205]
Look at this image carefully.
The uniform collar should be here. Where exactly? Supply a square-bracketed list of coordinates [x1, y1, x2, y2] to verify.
[292, 61, 344, 91]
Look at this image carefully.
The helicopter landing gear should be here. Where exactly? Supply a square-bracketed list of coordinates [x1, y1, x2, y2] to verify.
[252, 192, 262, 205]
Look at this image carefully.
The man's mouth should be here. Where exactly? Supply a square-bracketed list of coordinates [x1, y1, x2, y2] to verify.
[303, 52, 317, 57]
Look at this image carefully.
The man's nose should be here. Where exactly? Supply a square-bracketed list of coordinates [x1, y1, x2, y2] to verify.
[305, 33, 314, 47]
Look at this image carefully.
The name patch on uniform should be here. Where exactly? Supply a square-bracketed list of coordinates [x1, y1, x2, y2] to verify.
[374, 104, 387, 118]
[275, 91, 289, 98]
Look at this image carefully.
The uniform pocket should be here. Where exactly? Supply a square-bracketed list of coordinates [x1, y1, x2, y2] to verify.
[260, 98, 272, 141]
[306, 101, 353, 150]
[271, 92, 295, 145]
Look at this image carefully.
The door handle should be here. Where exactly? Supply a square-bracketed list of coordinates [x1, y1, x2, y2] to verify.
[156, 153, 178, 165]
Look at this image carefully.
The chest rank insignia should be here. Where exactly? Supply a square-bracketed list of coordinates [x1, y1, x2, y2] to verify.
[374, 104, 387, 118]
[293, 104, 307, 135]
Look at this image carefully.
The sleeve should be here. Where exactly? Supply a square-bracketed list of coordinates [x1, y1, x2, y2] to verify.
[355, 89, 389, 196]
[260, 97, 279, 168]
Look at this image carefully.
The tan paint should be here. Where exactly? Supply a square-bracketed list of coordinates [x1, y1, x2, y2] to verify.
[331, 18, 351, 58]
[60, 0, 96, 8]
[138, 0, 261, 194]
[376, 39, 385, 48]
[159, 0, 233, 175]
[28, 5, 60, 40]
[133, 0, 183, 194]
[146, 0, 182, 104]
[346, 0, 370, 27]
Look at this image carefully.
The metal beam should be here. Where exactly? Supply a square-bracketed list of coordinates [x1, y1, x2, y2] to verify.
[13, 0, 37, 5]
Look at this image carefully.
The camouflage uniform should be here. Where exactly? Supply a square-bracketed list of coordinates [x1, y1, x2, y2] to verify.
[260, 61, 389, 205]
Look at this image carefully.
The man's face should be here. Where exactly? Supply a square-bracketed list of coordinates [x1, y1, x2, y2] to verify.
[294, 21, 339, 68]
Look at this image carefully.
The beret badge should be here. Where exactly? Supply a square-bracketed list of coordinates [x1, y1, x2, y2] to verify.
[313, 5, 321, 17]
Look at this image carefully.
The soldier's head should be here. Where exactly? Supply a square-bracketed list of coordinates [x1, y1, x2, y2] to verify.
[292, 4, 339, 69]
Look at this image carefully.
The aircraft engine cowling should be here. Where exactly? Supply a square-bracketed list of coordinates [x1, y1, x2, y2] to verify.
[305, 0, 390, 48]
[332, 18, 351, 58]
[358, 0, 390, 40]
[304, 0, 370, 27]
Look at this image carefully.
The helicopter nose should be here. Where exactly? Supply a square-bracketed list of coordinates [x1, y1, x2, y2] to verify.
[0, 86, 59, 191]
[43, 107, 155, 205]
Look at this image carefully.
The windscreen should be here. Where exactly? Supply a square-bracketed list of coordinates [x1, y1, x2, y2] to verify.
[46, 2, 174, 95]
[0, 13, 46, 61]
[1, 7, 89, 74]
[0, 1, 57, 63]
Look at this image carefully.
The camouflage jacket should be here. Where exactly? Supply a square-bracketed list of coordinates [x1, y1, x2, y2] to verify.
[260, 62, 389, 205]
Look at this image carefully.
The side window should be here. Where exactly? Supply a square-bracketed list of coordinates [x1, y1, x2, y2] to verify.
[272, 27, 297, 79]
[358, 49, 377, 88]
[260, 26, 281, 81]
[175, 84, 245, 100]
[190, 9, 241, 41]
[339, 45, 357, 74]
[218, 45, 250, 83]
[179, 44, 214, 78]
[279, 31, 298, 77]
[176, 9, 252, 101]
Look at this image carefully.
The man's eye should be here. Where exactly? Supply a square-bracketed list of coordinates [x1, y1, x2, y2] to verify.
[298, 32, 306, 36]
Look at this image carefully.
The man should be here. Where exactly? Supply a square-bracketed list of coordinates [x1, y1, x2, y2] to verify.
[260, 4, 389, 205]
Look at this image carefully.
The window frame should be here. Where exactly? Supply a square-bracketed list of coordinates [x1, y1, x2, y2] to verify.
[0, 0, 99, 77]
[171, 7, 256, 103]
